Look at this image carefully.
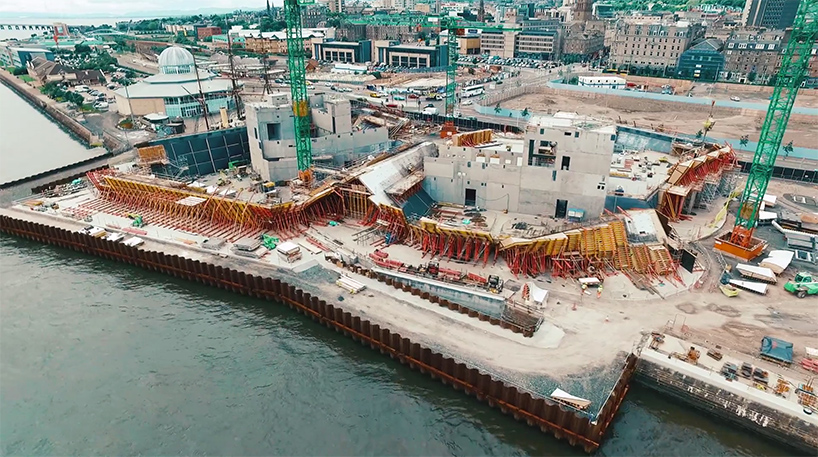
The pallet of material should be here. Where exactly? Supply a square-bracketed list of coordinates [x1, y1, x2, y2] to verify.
[234, 237, 262, 252]
[298, 241, 323, 255]
[201, 237, 226, 251]
[336, 276, 366, 294]
[231, 246, 268, 259]
[276, 241, 302, 263]
[123, 236, 144, 247]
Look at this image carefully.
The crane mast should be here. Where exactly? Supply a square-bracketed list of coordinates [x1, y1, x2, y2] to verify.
[716, 0, 817, 259]
[284, 0, 314, 183]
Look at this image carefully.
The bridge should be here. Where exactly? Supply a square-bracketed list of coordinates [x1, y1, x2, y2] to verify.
[0, 24, 79, 31]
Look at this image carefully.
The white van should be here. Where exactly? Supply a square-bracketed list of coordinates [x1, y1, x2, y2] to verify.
[74, 85, 90, 92]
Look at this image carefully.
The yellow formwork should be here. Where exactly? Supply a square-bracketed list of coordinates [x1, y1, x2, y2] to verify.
[98, 174, 296, 231]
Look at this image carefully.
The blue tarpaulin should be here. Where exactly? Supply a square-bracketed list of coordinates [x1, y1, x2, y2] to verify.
[759, 336, 794, 363]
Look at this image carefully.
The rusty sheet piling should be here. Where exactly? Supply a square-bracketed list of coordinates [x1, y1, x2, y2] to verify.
[0, 214, 637, 453]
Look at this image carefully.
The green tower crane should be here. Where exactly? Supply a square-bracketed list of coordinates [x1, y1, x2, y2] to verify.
[716, 0, 818, 260]
[284, 0, 315, 183]
[344, 14, 520, 136]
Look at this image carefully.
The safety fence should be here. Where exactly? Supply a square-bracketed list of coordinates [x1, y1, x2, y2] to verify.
[0, 213, 638, 454]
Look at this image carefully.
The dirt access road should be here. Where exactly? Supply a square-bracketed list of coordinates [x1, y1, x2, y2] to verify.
[502, 90, 817, 149]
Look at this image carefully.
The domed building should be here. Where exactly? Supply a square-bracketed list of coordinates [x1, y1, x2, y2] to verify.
[114, 46, 240, 119]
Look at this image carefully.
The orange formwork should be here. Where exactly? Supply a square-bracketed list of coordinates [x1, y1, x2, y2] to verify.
[713, 231, 767, 261]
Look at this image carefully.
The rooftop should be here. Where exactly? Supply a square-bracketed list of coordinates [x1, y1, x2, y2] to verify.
[528, 112, 616, 134]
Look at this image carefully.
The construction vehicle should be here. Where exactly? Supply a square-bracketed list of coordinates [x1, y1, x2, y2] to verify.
[715, 0, 817, 260]
[486, 275, 503, 294]
[262, 234, 279, 250]
[784, 272, 818, 298]
[125, 213, 145, 228]
[686, 346, 701, 365]
[283, 0, 315, 184]
[343, 14, 521, 137]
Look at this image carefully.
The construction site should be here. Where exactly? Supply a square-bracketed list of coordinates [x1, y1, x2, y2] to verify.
[1, 0, 816, 453]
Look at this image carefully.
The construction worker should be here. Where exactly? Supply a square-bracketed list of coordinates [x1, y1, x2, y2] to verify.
[597, 284, 603, 299]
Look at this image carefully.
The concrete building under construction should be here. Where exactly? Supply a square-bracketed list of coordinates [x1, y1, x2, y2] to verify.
[425, 113, 615, 220]
[245, 92, 391, 182]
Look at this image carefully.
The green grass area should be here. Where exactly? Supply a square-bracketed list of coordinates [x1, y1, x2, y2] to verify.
[19, 75, 34, 82]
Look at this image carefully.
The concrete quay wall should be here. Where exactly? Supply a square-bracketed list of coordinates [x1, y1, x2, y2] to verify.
[0, 213, 637, 453]
[635, 358, 818, 454]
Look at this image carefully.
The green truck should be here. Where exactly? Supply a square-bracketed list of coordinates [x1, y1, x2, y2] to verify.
[784, 272, 818, 298]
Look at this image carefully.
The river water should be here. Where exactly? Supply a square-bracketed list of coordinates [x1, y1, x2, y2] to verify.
[0, 83, 106, 185]
[0, 81, 802, 457]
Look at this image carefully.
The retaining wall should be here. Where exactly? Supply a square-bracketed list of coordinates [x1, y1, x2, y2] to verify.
[341, 263, 534, 337]
[635, 359, 818, 454]
[0, 213, 637, 453]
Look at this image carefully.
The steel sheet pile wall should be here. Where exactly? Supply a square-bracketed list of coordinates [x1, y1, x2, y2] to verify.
[0, 214, 637, 453]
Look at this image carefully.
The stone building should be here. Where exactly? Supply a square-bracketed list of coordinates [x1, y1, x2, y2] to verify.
[608, 20, 705, 72]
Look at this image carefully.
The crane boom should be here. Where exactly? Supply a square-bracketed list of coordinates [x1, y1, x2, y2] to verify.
[716, 0, 818, 260]
[284, 0, 314, 182]
[727, 0, 818, 249]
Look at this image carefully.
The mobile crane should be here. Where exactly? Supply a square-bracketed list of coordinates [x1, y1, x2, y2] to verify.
[714, 0, 817, 260]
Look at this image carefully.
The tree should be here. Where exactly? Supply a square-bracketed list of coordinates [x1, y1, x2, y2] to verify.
[259, 17, 286, 32]
[175, 32, 193, 45]
[74, 43, 92, 54]
[494, 103, 501, 114]
[747, 72, 757, 83]
[740, 135, 749, 146]
[695, 130, 703, 139]
[782, 141, 793, 157]
[266, 0, 272, 16]
[522, 107, 529, 117]
[68, 92, 85, 108]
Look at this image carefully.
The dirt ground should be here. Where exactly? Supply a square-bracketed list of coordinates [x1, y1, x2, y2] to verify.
[502, 91, 818, 149]
[688, 83, 818, 108]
